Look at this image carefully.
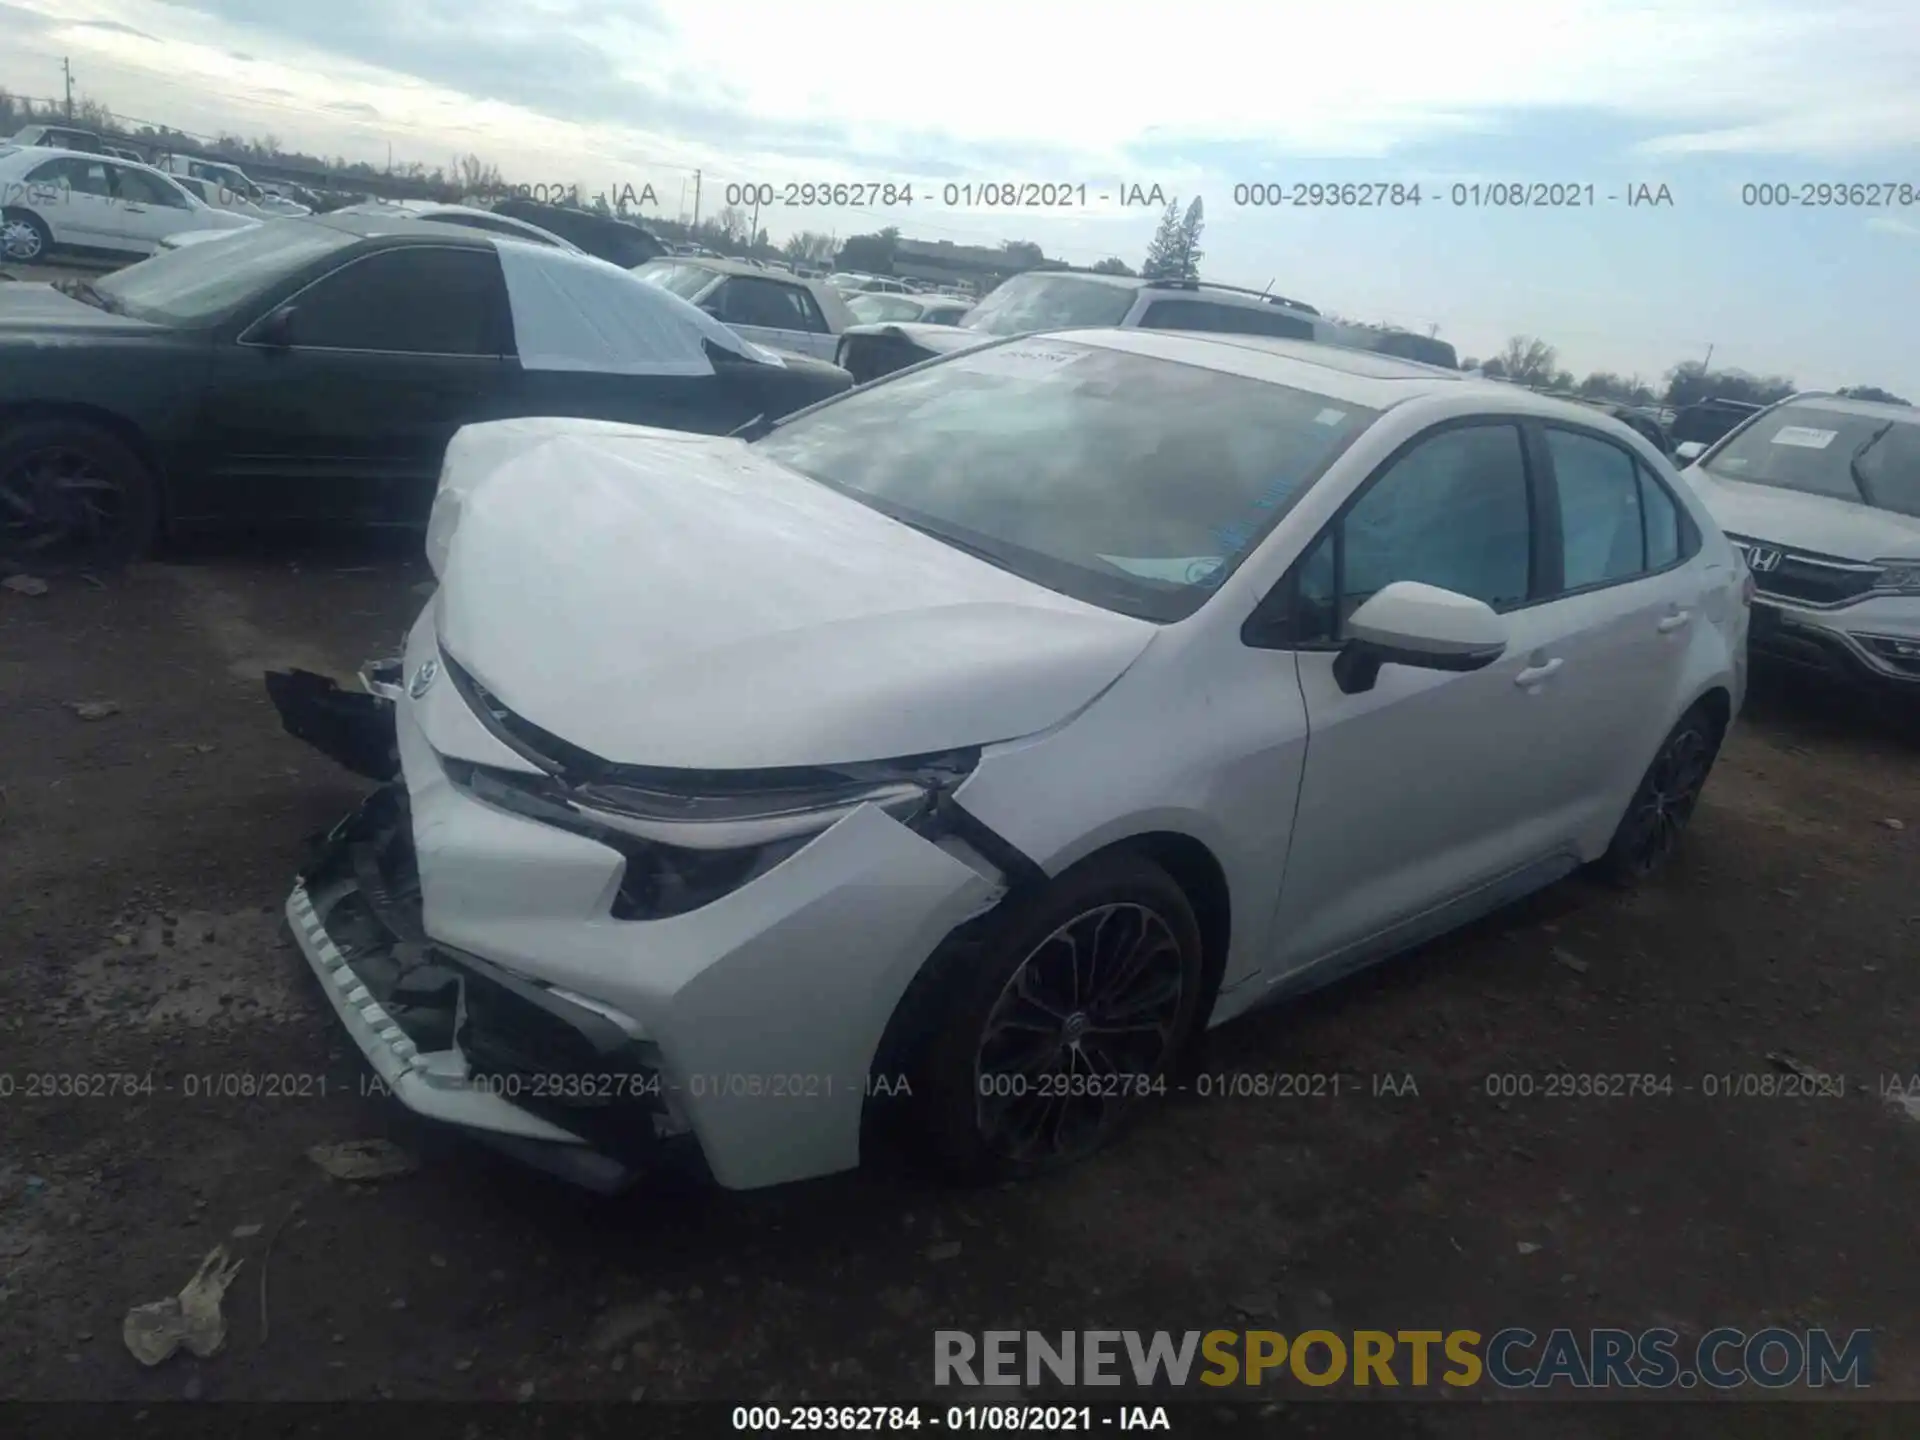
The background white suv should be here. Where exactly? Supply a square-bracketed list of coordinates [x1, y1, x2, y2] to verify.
[1678, 392, 1920, 701]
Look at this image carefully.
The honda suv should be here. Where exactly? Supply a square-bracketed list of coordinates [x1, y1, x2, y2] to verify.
[1678, 393, 1920, 700]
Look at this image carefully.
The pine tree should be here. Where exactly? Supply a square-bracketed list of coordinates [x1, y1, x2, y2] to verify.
[1140, 199, 1184, 280]
[1174, 196, 1205, 281]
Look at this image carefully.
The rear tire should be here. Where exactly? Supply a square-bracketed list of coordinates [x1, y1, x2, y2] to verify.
[1594, 705, 1722, 884]
[0, 418, 160, 570]
[909, 850, 1205, 1184]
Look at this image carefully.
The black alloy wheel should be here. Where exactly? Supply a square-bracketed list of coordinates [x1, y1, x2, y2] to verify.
[973, 901, 1189, 1166]
[0, 421, 158, 569]
[1599, 709, 1720, 882]
[910, 850, 1205, 1182]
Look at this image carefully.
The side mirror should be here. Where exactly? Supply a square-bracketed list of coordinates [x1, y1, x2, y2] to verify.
[1332, 581, 1508, 695]
[255, 304, 297, 349]
[1674, 440, 1706, 462]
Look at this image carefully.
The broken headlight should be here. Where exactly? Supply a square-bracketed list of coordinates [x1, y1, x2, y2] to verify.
[442, 751, 978, 921]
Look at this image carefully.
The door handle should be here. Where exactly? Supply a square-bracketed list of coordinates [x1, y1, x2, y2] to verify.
[1514, 658, 1563, 687]
[122, 205, 147, 212]
[1656, 610, 1692, 633]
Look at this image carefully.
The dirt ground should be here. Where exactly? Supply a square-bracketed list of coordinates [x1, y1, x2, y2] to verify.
[1, 538, 1917, 1433]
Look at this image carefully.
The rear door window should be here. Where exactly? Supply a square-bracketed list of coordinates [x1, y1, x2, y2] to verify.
[1545, 427, 1646, 590]
[716, 276, 822, 332]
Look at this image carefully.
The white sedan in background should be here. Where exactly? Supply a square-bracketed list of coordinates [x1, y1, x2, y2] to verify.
[0, 146, 254, 263]
[278, 330, 1748, 1194]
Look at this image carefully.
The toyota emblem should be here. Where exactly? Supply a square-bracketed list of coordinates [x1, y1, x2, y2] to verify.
[408, 658, 439, 699]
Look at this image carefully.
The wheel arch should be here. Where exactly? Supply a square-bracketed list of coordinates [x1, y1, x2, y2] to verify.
[0, 402, 170, 524]
[862, 824, 1235, 1128]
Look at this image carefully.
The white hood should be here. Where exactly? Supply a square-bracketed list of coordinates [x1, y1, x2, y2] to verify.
[1682, 464, 1920, 561]
[431, 422, 1156, 770]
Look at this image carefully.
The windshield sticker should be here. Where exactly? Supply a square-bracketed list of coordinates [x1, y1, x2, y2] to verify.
[1769, 426, 1838, 449]
[1314, 408, 1348, 427]
[958, 345, 1087, 379]
[1098, 555, 1225, 585]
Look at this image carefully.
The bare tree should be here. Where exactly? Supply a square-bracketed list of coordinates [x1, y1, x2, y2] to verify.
[1498, 336, 1560, 389]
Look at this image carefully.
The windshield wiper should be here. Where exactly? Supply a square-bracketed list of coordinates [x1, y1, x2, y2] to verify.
[1848, 422, 1895, 507]
[52, 278, 122, 314]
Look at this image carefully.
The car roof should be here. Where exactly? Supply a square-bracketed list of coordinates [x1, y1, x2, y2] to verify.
[653, 256, 822, 282]
[1054, 327, 1596, 411]
[0, 144, 177, 180]
[302, 211, 498, 245]
[1769, 392, 1920, 424]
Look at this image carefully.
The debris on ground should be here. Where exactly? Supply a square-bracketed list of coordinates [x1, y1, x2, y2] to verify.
[230, 1223, 263, 1239]
[67, 700, 122, 721]
[1881, 818, 1907, 832]
[1517, 1242, 1542, 1255]
[2, 574, 49, 597]
[308, 1139, 416, 1182]
[122, 1246, 245, 1366]
[924, 1241, 963, 1262]
[1766, 1052, 1820, 1081]
[587, 1298, 671, 1353]
[1552, 948, 1590, 974]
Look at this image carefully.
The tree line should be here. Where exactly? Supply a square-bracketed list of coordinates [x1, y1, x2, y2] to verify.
[1459, 335, 1910, 409]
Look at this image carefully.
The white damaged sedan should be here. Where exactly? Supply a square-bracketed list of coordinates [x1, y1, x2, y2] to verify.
[270, 329, 1750, 1193]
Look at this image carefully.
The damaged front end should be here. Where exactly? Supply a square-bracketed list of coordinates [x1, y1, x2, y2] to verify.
[290, 783, 699, 1193]
[271, 616, 1018, 1191]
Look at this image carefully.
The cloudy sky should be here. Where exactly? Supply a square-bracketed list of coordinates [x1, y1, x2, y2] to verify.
[7, 0, 1920, 394]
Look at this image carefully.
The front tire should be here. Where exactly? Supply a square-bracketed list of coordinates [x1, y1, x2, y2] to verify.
[913, 851, 1205, 1183]
[1595, 705, 1722, 884]
[0, 419, 160, 569]
[1, 209, 52, 264]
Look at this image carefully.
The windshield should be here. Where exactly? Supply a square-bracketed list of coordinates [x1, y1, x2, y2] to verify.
[847, 292, 924, 324]
[960, 273, 1136, 338]
[1702, 403, 1920, 519]
[93, 220, 356, 326]
[633, 260, 719, 301]
[753, 338, 1379, 621]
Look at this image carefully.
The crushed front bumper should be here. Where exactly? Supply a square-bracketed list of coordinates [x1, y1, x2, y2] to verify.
[287, 783, 693, 1193]
[276, 609, 1011, 1190]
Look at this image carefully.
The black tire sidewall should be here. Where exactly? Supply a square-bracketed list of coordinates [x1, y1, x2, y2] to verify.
[915, 850, 1205, 1183]
[0, 418, 159, 570]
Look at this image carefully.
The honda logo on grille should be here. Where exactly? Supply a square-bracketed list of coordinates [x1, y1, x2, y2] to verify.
[1743, 545, 1784, 573]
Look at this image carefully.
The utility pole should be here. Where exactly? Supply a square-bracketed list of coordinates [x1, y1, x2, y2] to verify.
[751, 193, 761, 252]
[1702, 343, 1714, 371]
[691, 170, 702, 230]
[62, 57, 75, 119]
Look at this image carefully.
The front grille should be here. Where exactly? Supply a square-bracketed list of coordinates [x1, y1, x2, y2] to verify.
[1728, 535, 1881, 607]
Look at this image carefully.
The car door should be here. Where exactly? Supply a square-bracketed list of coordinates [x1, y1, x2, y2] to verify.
[711, 275, 835, 358]
[20, 155, 119, 248]
[103, 164, 199, 252]
[1530, 422, 1706, 814]
[192, 244, 515, 525]
[1263, 419, 1613, 981]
